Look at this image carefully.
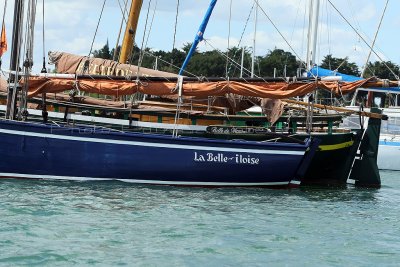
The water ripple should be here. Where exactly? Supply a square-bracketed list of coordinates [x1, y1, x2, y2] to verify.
[0, 171, 399, 266]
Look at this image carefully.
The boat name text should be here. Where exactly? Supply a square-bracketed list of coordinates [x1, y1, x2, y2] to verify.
[194, 152, 260, 165]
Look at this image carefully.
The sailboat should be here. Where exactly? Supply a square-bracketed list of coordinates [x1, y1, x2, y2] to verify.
[0, 0, 323, 188]
[0, 0, 389, 187]
[303, 0, 400, 172]
[310, 66, 400, 171]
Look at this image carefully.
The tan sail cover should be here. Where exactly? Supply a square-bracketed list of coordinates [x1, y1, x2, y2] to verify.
[0, 77, 6, 92]
[24, 76, 378, 99]
[49, 51, 177, 77]
[260, 99, 285, 124]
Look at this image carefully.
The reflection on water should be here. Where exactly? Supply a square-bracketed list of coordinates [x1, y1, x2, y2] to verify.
[0, 177, 385, 211]
[298, 185, 380, 202]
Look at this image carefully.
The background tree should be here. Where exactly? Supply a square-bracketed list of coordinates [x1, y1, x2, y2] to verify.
[92, 41, 112, 59]
[225, 47, 252, 77]
[363, 61, 400, 80]
[258, 49, 300, 77]
[152, 48, 186, 73]
[95, 41, 399, 82]
[182, 42, 197, 54]
[320, 55, 360, 76]
[186, 50, 225, 77]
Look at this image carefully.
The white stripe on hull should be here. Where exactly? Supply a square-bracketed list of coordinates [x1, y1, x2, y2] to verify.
[0, 128, 305, 155]
[0, 172, 290, 186]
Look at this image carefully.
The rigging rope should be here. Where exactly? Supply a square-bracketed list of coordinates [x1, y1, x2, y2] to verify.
[128, 0, 152, 116]
[142, 49, 198, 77]
[0, 0, 6, 33]
[285, 0, 303, 73]
[326, 0, 399, 80]
[86, 0, 107, 73]
[225, 0, 232, 77]
[41, 0, 46, 72]
[226, 3, 254, 77]
[20, 0, 37, 119]
[170, 0, 183, 137]
[116, 0, 128, 23]
[5, 0, 24, 120]
[0, 0, 7, 69]
[253, 0, 306, 69]
[172, 0, 180, 51]
[300, 1, 307, 72]
[325, 0, 332, 63]
[40, 0, 47, 122]
[204, 39, 261, 79]
[144, 0, 157, 53]
[113, 0, 129, 61]
[361, 0, 389, 78]
[136, 0, 152, 73]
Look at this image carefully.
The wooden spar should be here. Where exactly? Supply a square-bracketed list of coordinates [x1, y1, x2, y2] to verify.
[283, 99, 388, 120]
[119, 0, 143, 64]
[140, 100, 226, 112]
[73, 74, 315, 82]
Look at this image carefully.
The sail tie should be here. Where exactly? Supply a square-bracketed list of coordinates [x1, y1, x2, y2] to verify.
[382, 79, 389, 88]
[71, 75, 81, 100]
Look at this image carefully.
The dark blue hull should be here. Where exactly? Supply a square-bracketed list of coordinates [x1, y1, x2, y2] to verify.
[0, 120, 313, 187]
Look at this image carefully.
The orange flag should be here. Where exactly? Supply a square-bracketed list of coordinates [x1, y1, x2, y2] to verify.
[0, 23, 7, 57]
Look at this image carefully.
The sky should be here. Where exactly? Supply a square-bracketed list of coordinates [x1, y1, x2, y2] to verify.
[0, 0, 398, 74]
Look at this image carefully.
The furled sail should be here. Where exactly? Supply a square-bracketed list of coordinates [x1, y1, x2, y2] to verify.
[310, 66, 400, 93]
[24, 75, 388, 99]
[48, 51, 177, 78]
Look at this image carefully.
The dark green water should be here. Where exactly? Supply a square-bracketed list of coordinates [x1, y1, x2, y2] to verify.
[0, 171, 399, 266]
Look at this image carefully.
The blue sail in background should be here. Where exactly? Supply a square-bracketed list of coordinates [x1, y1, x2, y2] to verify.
[309, 66, 362, 82]
[309, 66, 400, 93]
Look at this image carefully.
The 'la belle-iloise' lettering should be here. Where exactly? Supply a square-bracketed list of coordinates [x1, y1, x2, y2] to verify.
[194, 152, 259, 165]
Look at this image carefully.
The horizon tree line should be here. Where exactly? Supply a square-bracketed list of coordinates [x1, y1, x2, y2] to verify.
[93, 42, 400, 80]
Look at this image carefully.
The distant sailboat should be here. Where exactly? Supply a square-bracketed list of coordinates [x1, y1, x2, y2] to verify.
[310, 66, 400, 171]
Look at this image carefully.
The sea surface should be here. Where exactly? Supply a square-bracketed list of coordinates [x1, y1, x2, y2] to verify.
[0, 171, 399, 266]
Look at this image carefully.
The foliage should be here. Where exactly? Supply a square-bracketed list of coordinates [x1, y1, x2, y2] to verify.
[92, 43, 399, 79]
[320, 55, 360, 76]
[92, 41, 112, 60]
[225, 47, 252, 77]
[363, 61, 400, 80]
[258, 49, 300, 77]
[186, 50, 225, 77]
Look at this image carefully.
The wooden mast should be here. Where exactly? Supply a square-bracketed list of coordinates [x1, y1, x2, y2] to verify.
[119, 0, 143, 64]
